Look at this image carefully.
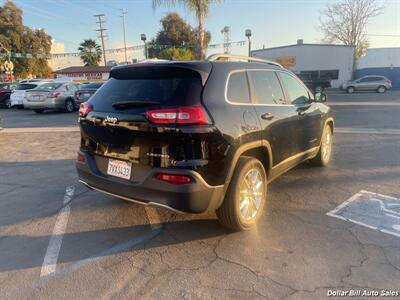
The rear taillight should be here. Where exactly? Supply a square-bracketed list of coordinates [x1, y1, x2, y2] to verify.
[146, 106, 209, 125]
[79, 102, 93, 117]
[156, 173, 192, 184]
[76, 152, 85, 163]
[47, 92, 60, 98]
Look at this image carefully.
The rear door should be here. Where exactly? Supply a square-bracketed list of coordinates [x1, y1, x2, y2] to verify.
[247, 69, 298, 166]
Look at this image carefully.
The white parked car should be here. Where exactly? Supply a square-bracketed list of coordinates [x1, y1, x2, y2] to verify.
[10, 82, 51, 108]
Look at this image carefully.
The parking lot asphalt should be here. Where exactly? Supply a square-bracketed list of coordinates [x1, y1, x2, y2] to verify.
[0, 91, 399, 299]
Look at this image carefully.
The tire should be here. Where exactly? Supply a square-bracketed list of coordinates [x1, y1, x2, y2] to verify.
[377, 86, 386, 93]
[4, 97, 12, 109]
[34, 109, 44, 114]
[346, 86, 355, 94]
[64, 99, 74, 113]
[314, 85, 323, 93]
[310, 124, 333, 166]
[216, 156, 267, 231]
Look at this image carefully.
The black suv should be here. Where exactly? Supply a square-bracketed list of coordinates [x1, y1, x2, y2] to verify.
[76, 54, 334, 231]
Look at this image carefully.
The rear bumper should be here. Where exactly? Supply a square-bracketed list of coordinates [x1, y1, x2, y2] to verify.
[76, 151, 225, 214]
[24, 98, 64, 109]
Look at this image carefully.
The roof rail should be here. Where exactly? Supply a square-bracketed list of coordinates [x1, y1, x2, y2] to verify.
[206, 53, 283, 68]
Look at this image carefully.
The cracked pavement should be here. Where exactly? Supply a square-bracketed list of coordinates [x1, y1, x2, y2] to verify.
[0, 91, 399, 299]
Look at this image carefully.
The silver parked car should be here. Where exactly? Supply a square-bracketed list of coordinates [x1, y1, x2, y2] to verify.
[24, 82, 78, 113]
[342, 75, 392, 94]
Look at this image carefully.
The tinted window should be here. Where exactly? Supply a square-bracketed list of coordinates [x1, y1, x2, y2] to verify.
[36, 83, 62, 90]
[320, 70, 339, 80]
[227, 72, 250, 104]
[89, 74, 202, 112]
[278, 72, 310, 104]
[84, 82, 103, 89]
[15, 84, 38, 90]
[360, 77, 376, 82]
[66, 84, 78, 91]
[249, 71, 284, 105]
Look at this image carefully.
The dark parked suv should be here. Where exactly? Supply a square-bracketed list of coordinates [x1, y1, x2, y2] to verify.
[76, 54, 334, 231]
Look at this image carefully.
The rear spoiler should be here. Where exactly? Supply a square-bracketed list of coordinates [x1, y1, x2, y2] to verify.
[110, 62, 212, 86]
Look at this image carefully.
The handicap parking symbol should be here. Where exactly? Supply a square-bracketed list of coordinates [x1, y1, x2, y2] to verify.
[327, 190, 400, 237]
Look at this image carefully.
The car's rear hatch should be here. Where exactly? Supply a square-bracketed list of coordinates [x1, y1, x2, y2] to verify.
[25, 90, 51, 102]
[79, 62, 215, 183]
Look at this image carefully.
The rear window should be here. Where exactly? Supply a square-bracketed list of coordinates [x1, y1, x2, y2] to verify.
[227, 72, 250, 104]
[36, 83, 62, 90]
[89, 68, 203, 112]
[84, 82, 103, 89]
[15, 84, 37, 90]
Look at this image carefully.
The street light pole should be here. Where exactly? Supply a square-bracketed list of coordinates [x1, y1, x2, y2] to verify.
[120, 9, 128, 63]
[141, 34, 147, 59]
[245, 29, 252, 57]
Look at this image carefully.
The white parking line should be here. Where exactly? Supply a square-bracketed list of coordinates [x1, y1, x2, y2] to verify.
[335, 127, 400, 135]
[40, 186, 75, 277]
[329, 101, 400, 106]
[1, 127, 79, 133]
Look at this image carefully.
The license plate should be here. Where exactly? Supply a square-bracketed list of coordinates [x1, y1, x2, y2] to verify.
[83, 93, 91, 98]
[107, 159, 132, 180]
[33, 95, 42, 101]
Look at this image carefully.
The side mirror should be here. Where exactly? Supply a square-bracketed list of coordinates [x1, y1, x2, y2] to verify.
[314, 92, 327, 103]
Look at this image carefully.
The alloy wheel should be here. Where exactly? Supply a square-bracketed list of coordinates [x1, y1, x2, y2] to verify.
[321, 128, 332, 163]
[5, 98, 12, 108]
[66, 100, 74, 112]
[239, 168, 264, 220]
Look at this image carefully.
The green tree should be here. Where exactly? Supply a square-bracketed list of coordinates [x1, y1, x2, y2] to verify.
[157, 48, 194, 60]
[0, 0, 52, 78]
[152, 0, 220, 59]
[319, 0, 383, 76]
[148, 12, 210, 60]
[78, 39, 102, 66]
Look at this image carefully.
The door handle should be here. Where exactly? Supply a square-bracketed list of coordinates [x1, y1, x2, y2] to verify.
[261, 112, 274, 120]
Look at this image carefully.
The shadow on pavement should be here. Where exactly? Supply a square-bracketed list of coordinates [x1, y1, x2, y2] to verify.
[0, 219, 228, 273]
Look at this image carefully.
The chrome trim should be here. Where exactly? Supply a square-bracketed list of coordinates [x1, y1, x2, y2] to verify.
[207, 53, 283, 68]
[79, 180, 185, 214]
[272, 146, 319, 170]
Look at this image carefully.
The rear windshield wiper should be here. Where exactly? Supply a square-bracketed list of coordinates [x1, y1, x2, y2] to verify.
[112, 100, 161, 109]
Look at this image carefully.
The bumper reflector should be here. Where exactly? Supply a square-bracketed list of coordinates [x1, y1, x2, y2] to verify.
[76, 152, 86, 163]
[156, 173, 192, 184]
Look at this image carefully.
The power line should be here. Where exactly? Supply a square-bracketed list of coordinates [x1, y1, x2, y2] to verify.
[366, 34, 400, 37]
[94, 14, 107, 66]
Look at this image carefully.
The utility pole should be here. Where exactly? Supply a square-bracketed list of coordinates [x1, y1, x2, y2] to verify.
[221, 26, 231, 54]
[94, 14, 107, 66]
[120, 9, 128, 63]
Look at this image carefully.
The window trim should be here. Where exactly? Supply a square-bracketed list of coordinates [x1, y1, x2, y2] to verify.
[276, 70, 313, 105]
[224, 69, 293, 107]
[225, 70, 252, 105]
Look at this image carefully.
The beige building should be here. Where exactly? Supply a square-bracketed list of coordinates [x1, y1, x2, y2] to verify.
[54, 66, 111, 82]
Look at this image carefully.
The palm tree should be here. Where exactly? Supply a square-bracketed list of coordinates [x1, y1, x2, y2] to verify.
[78, 39, 102, 66]
[152, 0, 220, 59]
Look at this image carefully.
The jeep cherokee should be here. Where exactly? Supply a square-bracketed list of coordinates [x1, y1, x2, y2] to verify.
[76, 54, 334, 231]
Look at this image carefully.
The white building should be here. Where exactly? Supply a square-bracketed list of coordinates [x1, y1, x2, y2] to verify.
[251, 40, 355, 88]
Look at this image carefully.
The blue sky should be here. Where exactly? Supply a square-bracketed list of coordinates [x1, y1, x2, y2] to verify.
[6, 0, 400, 53]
